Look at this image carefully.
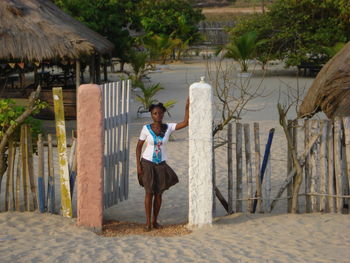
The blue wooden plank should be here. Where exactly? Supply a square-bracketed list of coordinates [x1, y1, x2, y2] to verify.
[253, 128, 275, 213]
[38, 177, 45, 213]
[69, 171, 76, 199]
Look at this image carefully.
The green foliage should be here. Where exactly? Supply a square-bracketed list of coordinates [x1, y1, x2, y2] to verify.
[135, 83, 176, 114]
[129, 50, 149, 81]
[55, 0, 204, 64]
[162, 100, 177, 116]
[141, 11, 204, 63]
[174, 15, 203, 59]
[0, 99, 46, 141]
[230, 0, 350, 66]
[139, 0, 205, 63]
[135, 83, 164, 111]
[139, 0, 204, 44]
[224, 31, 260, 72]
[322, 42, 346, 57]
[143, 34, 179, 64]
[54, 0, 141, 63]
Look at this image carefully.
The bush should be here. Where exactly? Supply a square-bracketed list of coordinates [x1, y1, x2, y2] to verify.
[230, 0, 350, 66]
[0, 99, 45, 142]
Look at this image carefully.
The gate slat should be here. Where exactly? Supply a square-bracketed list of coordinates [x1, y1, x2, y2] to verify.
[120, 80, 126, 201]
[125, 80, 131, 199]
[111, 82, 117, 204]
[115, 82, 121, 202]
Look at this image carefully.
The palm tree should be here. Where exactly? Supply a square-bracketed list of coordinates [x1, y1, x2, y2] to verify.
[135, 83, 164, 112]
[225, 31, 259, 72]
[129, 50, 149, 82]
[135, 82, 177, 116]
[144, 34, 178, 64]
[173, 16, 202, 60]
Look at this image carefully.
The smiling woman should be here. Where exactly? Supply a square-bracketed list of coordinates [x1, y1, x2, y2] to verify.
[135, 98, 189, 232]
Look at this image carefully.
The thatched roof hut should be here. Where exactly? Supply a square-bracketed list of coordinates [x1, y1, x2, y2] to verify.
[0, 0, 114, 62]
[298, 42, 350, 119]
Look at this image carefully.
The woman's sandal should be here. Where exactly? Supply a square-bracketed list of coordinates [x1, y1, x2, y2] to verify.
[144, 225, 152, 232]
[153, 222, 163, 229]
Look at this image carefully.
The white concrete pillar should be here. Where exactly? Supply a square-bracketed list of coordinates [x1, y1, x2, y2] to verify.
[188, 77, 213, 228]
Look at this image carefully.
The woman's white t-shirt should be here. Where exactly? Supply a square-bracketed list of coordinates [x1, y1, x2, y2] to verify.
[139, 123, 177, 163]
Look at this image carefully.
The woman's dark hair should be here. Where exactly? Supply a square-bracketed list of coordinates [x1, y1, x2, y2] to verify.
[149, 103, 167, 113]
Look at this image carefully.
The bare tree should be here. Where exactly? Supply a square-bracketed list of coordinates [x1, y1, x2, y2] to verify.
[205, 51, 266, 137]
[204, 50, 267, 212]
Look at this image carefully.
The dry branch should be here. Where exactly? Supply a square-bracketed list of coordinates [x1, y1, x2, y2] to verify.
[270, 132, 321, 211]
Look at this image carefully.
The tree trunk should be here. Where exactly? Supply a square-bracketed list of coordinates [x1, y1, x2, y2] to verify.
[278, 103, 304, 213]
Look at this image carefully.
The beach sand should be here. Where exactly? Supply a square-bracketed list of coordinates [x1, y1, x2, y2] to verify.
[1, 59, 349, 263]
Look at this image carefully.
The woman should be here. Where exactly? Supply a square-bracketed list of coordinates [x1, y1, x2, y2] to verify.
[136, 98, 189, 231]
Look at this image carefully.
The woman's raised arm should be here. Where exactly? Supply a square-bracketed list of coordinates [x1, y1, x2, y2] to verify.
[175, 97, 189, 130]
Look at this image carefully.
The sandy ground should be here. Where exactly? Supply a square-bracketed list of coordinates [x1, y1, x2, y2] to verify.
[1, 59, 349, 263]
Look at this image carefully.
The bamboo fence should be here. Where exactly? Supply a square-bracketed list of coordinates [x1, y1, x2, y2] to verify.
[1, 118, 77, 215]
[213, 117, 350, 214]
[1, 126, 77, 213]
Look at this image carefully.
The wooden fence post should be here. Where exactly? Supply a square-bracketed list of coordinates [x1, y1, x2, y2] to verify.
[236, 122, 243, 212]
[227, 123, 233, 214]
[68, 137, 77, 199]
[304, 120, 311, 212]
[334, 117, 343, 213]
[292, 121, 298, 208]
[27, 125, 37, 211]
[15, 143, 21, 211]
[5, 140, 15, 211]
[287, 120, 298, 212]
[263, 156, 271, 213]
[310, 120, 319, 212]
[53, 87, 72, 218]
[37, 134, 45, 213]
[327, 122, 335, 213]
[342, 117, 350, 214]
[319, 120, 329, 212]
[244, 124, 253, 212]
[253, 123, 262, 213]
[21, 125, 29, 210]
[47, 134, 55, 213]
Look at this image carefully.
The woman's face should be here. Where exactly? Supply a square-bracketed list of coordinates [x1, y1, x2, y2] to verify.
[151, 107, 164, 122]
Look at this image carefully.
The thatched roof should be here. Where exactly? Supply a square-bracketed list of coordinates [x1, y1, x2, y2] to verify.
[0, 0, 114, 62]
[298, 42, 350, 119]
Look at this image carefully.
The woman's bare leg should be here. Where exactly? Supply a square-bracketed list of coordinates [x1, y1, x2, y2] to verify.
[145, 193, 153, 230]
[153, 193, 162, 228]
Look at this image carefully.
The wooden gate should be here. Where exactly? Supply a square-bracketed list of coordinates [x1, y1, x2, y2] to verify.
[101, 80, 130, 208]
